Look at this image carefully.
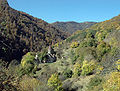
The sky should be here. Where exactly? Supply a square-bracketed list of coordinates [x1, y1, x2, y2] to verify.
[7, 0, 120, 23]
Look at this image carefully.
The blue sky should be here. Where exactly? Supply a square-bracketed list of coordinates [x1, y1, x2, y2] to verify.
[8, 0, 120, 23]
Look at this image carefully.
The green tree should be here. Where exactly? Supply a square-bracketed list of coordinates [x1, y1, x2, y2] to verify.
[20, 52, 35, 75]
[21, 52, 35, 67]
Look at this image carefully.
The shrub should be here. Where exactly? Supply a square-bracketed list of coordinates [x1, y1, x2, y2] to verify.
[86, 38, 97, 47]
[109, 37, 118, 47]
[48, 73, 63, 91]
[86, 29, 96, 39]
[110, 47, 118, 56]
[19, 75, 41, 91]
[37, 49, 47, 62]
[70, 42, 79, 48]
[95, 30, 108, 42]
[70, 50, 79, 64]
[116, 59, 120, 71]
[17, 65, 36, 77]
[73, 62, 82, 77]
[71, 55, 79, 65]
[81, 60, 96, 76]
[96, 65, 104, 74]
[79, 41, 88, 47]
[87, 76, 103, 90]
[103, 72, 120, 91]
[63, 69, 73, 78]
[96, 41, 111, 58]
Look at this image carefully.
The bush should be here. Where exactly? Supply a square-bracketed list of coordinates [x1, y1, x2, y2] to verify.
[63, 69, 73, 78]
[96, 41, 111, 58]
[103, 72, 120, 91]
[95, 30, 108, 42]
[81, 60, 96, 76]
[70, 42, 79, 48]
[19, 52, 36, 76]
[48, 73, 63, 91]
[96, 65, 104, 74]
[19, 75, 41, 91]
[116, 59, 120, 71]
[110, 47, 118, 56]
[70, 50, 79, 64]
[86, 38, 97, 47]
[86, 29, 96, 39]
[72, 55, 79, 65]
[109, 37, 118, 47]
[73, 62, 82, 77]
[87, 76, 103, 90]
[75, 45, 97, 60]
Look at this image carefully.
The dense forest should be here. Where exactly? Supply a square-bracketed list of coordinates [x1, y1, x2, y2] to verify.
[0, 0, 120, 91]
[0, 0, 68, 62]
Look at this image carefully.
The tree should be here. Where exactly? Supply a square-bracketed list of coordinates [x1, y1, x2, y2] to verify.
[20, 52, 35, 75]
[48, 73, 63, 91]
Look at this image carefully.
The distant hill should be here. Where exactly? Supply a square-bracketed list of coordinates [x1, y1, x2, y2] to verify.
[0, 0, 68, 62]
[51, 21, 97, 34]
[66, 14, 120, 47]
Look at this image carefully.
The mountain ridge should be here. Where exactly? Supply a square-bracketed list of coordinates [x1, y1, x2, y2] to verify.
[51, 21, 97, 34]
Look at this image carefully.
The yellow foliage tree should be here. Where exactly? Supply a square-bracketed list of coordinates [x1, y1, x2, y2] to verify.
[97, 41, 110, 57]
[20, 52, 35, 74]
[21, 52, 35, 67]
[48, 73, 63, 91]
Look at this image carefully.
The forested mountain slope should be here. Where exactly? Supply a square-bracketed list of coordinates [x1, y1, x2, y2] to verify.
[0, 0, 68, 62]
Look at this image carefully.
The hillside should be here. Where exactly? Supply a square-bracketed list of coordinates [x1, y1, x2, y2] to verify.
[0, 0, 120, 91]
[0, 13, 120, 91]
[51, 21, 97, 34]
[0, 0, 68, 62]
